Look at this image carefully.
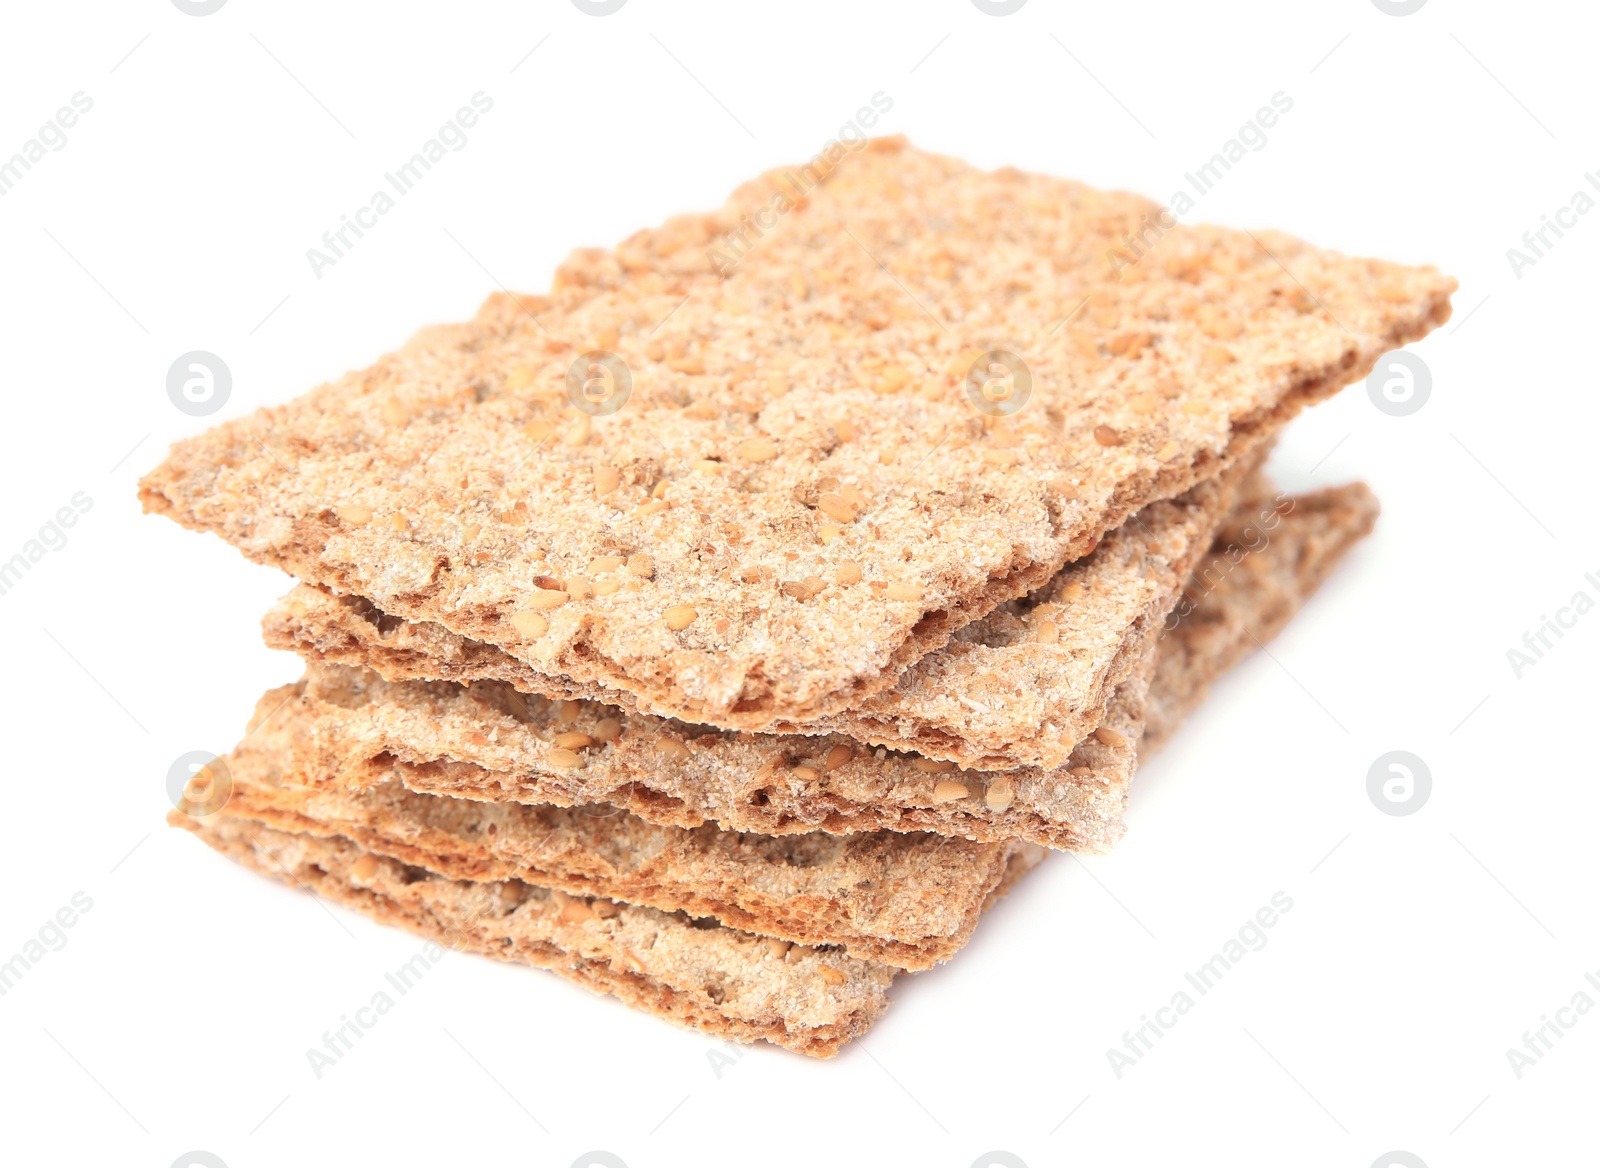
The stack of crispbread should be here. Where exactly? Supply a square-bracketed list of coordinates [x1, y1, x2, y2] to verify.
[143, 138, 1449, 1056]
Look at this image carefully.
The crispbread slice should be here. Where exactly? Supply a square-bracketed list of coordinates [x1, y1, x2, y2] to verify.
[197, 685, 1043, 970]
[142, 137, 1453, 731]
[1142, 481, 1379, 752]
[266, 455, 1253, 773]
[275, 485, 1358, 852]
[171, 814, 911, 1057]
[293, 658, 1139, 851]
[169, 484, 1373, 1056]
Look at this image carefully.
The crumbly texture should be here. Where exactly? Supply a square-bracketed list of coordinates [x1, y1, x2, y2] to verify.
[197, 686, 1043, 970]
[166, 482, 1373, 1057]
[171, 813, 923, 1057]
[273, 480, 1362, 853]
[1142, 482, 1380, 752]
[293, 660, 1145, 852]
[266, 456, 1253, 773]
[142, 137, 1454, 730]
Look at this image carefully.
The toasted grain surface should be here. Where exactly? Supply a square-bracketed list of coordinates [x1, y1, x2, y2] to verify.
[168, 483, 1372, 1055]
[198, 685, 1039, 969]
[171, 812, 900, 1057]
[272, 480, 1366, 851]
[266, 455, 1253, 772]
[143, 137, 1453, 728]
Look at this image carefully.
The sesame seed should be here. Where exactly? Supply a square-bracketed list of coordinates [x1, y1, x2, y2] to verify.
[818, 493, 857, 523]
[511, 610, 549, 637]
[663, 604, 698, 630]
[985, 778, 1015, 812]
[1094, 425, 1123, 446]
[558, 899, 596, 924]
[627, 553, 655, 577]
[526, 589, 568, 610]
[1094, 726, 1128, 748]
[1032, 619, 1059, 645]
[547, 747, 583, 769]
[522, 420, 556, 442]
[337, 505, 372, 526]
[654, 736, 690, 762]
[738, 437, 779, 462]
[818, 966, 847, 987]
[554, 732, 593, 749]
[913, 758, 956, 773]
[932, 780, 970, 803]
[824, 744, 852, 769]
[835, 561, 862, 586]
[592, 717, 622, 742]
[593, 466, 621, 496]
[563, 414, 591, 446]
[792, 766, 818, 781]
[589, 555, 625, 574]
[885, 582, 922, 602]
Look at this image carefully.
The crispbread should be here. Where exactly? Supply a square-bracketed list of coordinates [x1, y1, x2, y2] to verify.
[266, 455, 1254, 773]
[142, 137, 1453, 730]
[168, 482, 1373, 1056]
[293, 659, 1142, 851]
[1142, 481, 1379, 752]
[200, 686, 1043, 969]
[171, 814, 909, 1057]
[273, 485, 1354, 852]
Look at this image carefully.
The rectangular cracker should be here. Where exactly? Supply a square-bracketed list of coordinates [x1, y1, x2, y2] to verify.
[272, 467, 1265, 852]
[266, 452, 1254, 774]
[195, 687, 1044, 971]
[169, 481, 1375, 1056]
[141, 137, 1453, 731]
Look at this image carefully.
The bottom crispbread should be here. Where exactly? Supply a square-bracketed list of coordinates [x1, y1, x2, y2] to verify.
[170, 482, 1375, 1056]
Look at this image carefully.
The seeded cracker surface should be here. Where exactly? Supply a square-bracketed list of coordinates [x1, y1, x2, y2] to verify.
[267, 454, 1253, 772]
[196, 686, 1040, 970]
[278, 482, 1350, 854]
[141, 138, 1453, 729]
[171, 482, 1372, 1055]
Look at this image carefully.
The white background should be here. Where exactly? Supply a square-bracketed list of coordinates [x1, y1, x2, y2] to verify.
[1, 1, 1594, 1165]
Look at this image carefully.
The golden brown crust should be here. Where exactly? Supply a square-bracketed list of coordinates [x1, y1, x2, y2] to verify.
[202, 687, 1040, 970]
[265, 456, 1252, 773]
[170, 813, 898, 1057]
[168, 481, 1375, 1056]
[143, 138, 1453, 729]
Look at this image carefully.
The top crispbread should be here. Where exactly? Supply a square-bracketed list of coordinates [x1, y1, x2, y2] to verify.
[140, 137, 1453, 728]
